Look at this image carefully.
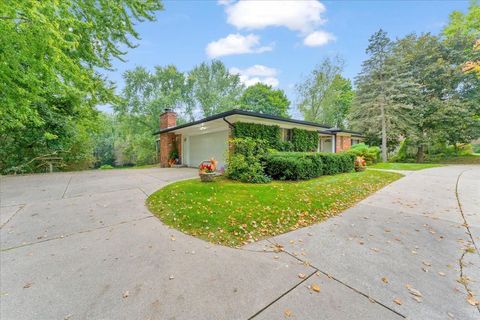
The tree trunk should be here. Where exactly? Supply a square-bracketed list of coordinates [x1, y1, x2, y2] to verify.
[416, 145, 425, 163]
[380, 104, 387, 162]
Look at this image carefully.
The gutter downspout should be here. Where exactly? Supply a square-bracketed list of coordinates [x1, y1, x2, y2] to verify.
[332, 133, 337, 153]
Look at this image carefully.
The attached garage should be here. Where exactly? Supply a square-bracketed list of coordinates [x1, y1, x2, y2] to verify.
[184, 130, 229, 169]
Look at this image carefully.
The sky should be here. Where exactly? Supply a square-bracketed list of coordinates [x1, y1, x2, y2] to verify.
[101, 0, 470, 118]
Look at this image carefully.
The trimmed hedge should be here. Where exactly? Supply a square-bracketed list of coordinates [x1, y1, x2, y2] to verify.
[265, 152, 323, 180]
[232, 122, 281, 149]
[265, 152, 355, 180]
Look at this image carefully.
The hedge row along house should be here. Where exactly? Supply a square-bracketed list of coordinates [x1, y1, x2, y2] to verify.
[155, 109, 364, 169]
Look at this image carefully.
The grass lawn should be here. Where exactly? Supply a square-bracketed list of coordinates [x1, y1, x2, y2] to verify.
[369, 162, 443, 171]
[433, 154, 480, 165]
[147, 170, 402, 247]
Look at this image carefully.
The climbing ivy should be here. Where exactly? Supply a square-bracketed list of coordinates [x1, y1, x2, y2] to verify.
[232, 122, 319, 152]
[291, 128, 319, 152]
[232, 122, 281, 148]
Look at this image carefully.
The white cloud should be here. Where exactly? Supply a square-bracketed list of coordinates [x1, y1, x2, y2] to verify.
[303, 30, 335, 47]
[225, 0, 326, 33]
[222, 0, 334, 47]
[230, 65, 279, 87]
[206, 33, 272, 58]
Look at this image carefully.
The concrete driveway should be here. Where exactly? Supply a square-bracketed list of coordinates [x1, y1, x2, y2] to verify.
[1, 166, 479, 319]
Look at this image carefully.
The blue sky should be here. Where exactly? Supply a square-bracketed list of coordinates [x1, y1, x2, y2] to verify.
[102, 0, 470, 117]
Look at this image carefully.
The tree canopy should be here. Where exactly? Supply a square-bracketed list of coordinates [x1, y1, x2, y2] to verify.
[240, 83, 290, 117]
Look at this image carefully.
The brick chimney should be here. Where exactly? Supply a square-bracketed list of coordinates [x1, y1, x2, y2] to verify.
[159, 108, 178, 167]
[160, 108, 177, 129]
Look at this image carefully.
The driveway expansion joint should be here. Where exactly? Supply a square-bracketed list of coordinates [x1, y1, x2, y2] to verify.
[247, 270, 318, 320]
[1, 215, 154, 252]
[264, 238, 407, 319]
[455, 168, 479, 256]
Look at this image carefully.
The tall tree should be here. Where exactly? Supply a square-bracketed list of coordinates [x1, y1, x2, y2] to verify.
[350, 30, 413, 161]
[114, 65, 192, 165]
[0, 0, 163, 173]
[443, 0, 480, 77]
[240, 83, 290, 117]
[189, 60, 244, 117]
[393, 33, 480, 161]
[319, 75, 354, 129]
[296, 57, 345, 125]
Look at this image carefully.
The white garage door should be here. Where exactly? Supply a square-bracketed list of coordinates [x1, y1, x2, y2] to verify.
[188, 130, 229, 169]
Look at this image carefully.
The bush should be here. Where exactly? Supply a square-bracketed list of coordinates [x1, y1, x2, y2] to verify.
[99, 164, 114, 170]
[265, 152, 323, 180]
[349, 143, 380, 165]
[319, 152, 355, 175]
[226, 138, 271, 183]
[265, 152, 354, 180]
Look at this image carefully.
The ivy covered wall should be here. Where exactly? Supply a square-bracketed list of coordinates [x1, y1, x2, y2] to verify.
[232, 122, 319, 152]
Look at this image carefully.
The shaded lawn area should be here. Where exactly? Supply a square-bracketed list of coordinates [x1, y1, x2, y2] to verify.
[369, 162, 443, 171]
[433, 154, 480, 165]
[147, 170, 403, 247]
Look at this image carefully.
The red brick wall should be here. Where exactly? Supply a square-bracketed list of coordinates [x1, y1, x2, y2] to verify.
[335, 135, 352, 152]
[159, 133, 176, 167]
[159, 110, 178, 167]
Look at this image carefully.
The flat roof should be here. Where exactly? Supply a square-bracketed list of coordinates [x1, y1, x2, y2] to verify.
[154, 109, 363, 137]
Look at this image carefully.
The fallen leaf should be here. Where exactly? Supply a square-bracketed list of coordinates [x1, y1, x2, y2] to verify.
[438, 272, 446, 277]
[370, 247, 380, 252]
[311, 283, 321, 292]
[122, 290, 129, 298]
[422, 261, 432, 267]
[467, 294, 478, 306]
[411, 296, 422, 303]
[284, 309, 293, 317]
[406, 285, 423, 297]
[23, 283, 32, 289]
[381, 277, 389, 284]
[169, 275, 175, 280]
[298, 273, 306, 279]
[393, 298, 402, 305]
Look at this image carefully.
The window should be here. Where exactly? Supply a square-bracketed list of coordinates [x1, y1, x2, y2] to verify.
[281, 128, 292, 141]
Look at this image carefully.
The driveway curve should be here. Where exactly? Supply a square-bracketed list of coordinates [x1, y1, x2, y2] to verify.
[1, 166, 479, 319]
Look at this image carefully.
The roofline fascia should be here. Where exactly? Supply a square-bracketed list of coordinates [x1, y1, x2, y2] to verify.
[153, 109, 333, 135]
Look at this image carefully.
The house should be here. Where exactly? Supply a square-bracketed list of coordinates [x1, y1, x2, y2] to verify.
[155, 108, 364, 168]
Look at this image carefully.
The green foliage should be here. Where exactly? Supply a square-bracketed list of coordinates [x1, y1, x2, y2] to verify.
[232, 122, 318, 152]
[265, 153, 323, 180]
[100, 164, 114, 170]
[226, 138, 271, 183]
[290, 129, 319, 152]
[114, 65, 192, 166]
[265, 152, 355, 180]
[296, 57, 354, 128]
[349, 143, 381, 165]
[189, 60, 244, 116]
[240, 83, 290, 117]
[232, 123, 281, 149]
[93, 114, 116, 167]
[0, 0, 163, 173]
[319, 152, 355, 175]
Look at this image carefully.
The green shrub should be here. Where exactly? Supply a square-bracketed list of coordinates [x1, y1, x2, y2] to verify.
[473, 144, 480, 154]
[232, 123, 281, 149]
[319, 152, 355, 175]
[265, 152, 354, 180]
[99, 164, 114, 170]
[226, 138, 271, 183]
[265, 152, 323, 180]
[349, 143, 380, 165]
[290, 129, 319, 152]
